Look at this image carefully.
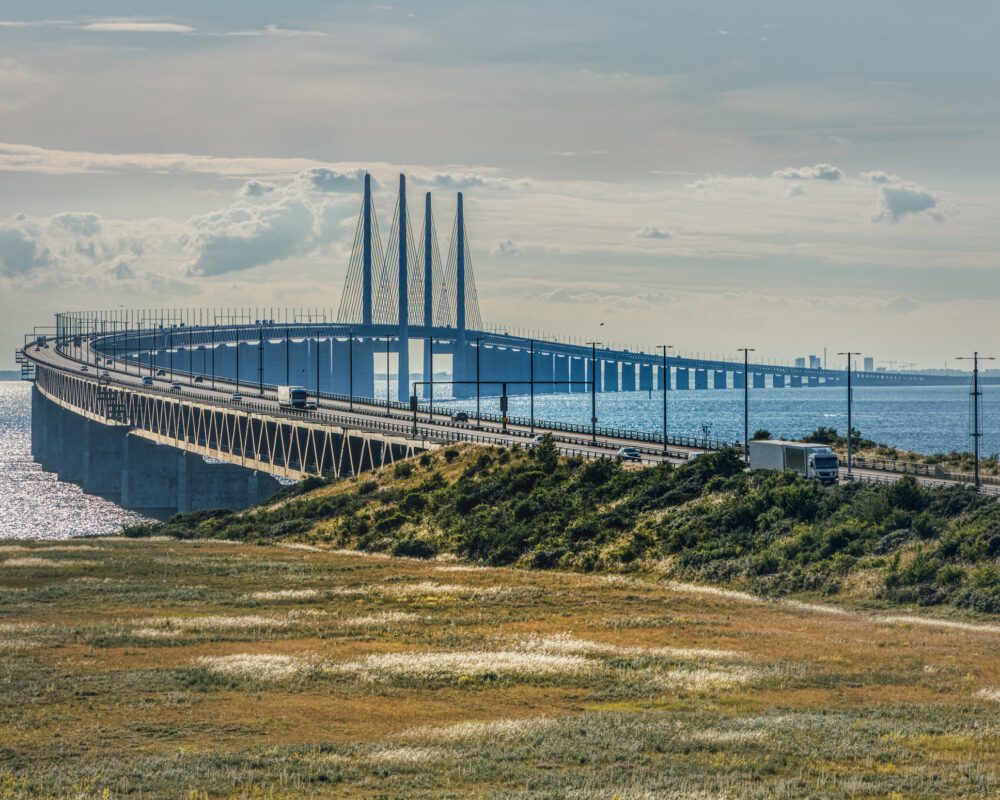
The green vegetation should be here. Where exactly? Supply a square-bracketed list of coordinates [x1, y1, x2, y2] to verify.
[127, 437, 1000, 613]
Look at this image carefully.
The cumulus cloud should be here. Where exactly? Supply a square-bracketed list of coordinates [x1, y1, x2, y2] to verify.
[862, 170, 901, 185]
[0, 222, 50, 276]
[420, 172, 510, 190]
[492, 238, 519, 257]
[50, 211, 101, 235]
[239, 179, 276, 197]
[226, 24, 327, 38]
[107, 260, 135, 280]
[872, 183, 944, 223]
[299, 167, 367, 193]
[787, 185, 805, 197]
[772, 163, 843, 181]
[185, 198, 317, 276]
[634, 225, 671, 239]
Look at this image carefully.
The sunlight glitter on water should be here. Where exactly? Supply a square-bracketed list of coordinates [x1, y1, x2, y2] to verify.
[0, 381, 150, 540]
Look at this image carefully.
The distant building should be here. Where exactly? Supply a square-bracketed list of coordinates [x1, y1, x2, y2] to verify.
[794, 357, 806, 368]
[809, 355, 821, 370]
[863, 356, 874, 372]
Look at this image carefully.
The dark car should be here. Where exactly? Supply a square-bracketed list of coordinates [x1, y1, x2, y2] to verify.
[616, 446, 642, 462]
[451, 411, 470, 423]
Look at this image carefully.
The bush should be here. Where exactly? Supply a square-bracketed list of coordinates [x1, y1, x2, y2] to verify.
[392, 538, 437, 559]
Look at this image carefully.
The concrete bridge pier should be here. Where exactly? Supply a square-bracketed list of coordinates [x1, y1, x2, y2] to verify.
[790, 375, 803, 388]
[120, 435, 179, 518]
[553, 354, 569, 392]
[675, 367, 690, 390]
[530, 350, 553, 396]
[753, 373, 766, 389]
[713, 370, 727, 389]
[570, 356, 586, 393]
[452, 338, 475, 399]
[177, 452, 280, 514]
[694, 369, 709, 390]
[82, 420, 124, 500]
[602, 360, 619, 392]
[773, 374, 786, 388]
[808, 376, 820, 387]
[639, 364, 653, 391]
[733, 370, 745, 389]
[59, 409, 87, 485]
[621, 363, 636, 391]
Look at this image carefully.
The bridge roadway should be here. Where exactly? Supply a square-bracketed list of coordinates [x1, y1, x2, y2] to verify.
[24, 336, 999, 496]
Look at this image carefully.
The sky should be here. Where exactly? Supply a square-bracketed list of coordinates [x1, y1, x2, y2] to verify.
[1, 1, 999, 370]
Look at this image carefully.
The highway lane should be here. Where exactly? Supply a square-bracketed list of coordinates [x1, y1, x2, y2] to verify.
[27, 337, 1000, 495]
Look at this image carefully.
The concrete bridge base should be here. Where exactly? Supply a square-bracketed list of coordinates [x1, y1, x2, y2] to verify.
[31, 387, 281, 519]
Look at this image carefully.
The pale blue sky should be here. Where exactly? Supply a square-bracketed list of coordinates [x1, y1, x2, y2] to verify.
[1, 2, 998, 367]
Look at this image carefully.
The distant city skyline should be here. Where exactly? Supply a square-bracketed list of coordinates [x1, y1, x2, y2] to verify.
[2, 1, 999, 368]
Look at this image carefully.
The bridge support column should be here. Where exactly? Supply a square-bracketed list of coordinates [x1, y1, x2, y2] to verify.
[808, 376, 820, 387]
[553, 354, 569, 392]
[752, 373, 766, 389]
[570, 356, 586, 393]
[31, 386, 52, 465]
[733, 370, 745, 389]
[790, 375, 802, 388]
[694, 369, 709, 390]
[59, 408, 87, 484]
[621, 363, 636, 391]
[531, 350, 553, 396]
[120, 435, 178, 518]
[639, 364, 653, 391]
[713, 370, 727, 389]
[772, 374, 785, 388]
[177, 452, 280, 514]
[675, 367, 689, 390]
[82, 420, 124, 499]
[602, 361, 619, 392]
[453, 338, 475, 399]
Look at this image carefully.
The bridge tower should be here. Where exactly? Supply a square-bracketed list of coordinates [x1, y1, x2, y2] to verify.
[362, 173, 373, 326]
[396, 174, 410, 401]
[423, 192, 434, 396]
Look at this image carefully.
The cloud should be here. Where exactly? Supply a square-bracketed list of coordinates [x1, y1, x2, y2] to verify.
[872, 183, 944, 223]
[634, 225, 671, 239]
[772, 163, 843, 181]
[862, 170, 901, 185]
[185, 198, 317, 276]
[226, 25, 327, 38]
[50, 211, 101, 236]
[492, 239, 519, 257]
[0, 222, 50, 276]
[83, 21, 194, 33]
[419, 172, 511, 190]
[239, 179, 276, 197]
[787, 185, 805, 197]
[107, 260, 135, 280]
[299, 167, 367, 193]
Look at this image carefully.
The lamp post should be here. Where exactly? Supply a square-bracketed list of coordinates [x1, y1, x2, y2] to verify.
[316, 331, 321, 404]
[285, 326, 290, 387]
[586, 341, 601, 445]
[737, 347, 755, 458]
[348, 330, 354, 412]
[235, 325, 241, 393]
[475, 336, 483, 429]
[257, 322, 264, 397]
[659, 345, 673, 454]
[957, 352, 995, 489]
[386, 334, 392, 416]
[837, 351, 861, 477]
[529, 339, 535, 434]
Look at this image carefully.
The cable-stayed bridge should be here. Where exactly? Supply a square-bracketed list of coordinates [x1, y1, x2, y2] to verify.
[18, 172, 979, 516]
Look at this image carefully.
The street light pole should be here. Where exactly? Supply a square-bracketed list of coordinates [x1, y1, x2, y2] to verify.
[529, 339, 535, 434]
[737, 347, 755, 457]
[659, 345, 672, 454]
[586, 341, 601, 445]
[837, 351, 861, 477]
[386, 335, 392, 416]
[475, 336, 482, 429]
[957, 352, 995, 489]
[348, 331, 354, 412]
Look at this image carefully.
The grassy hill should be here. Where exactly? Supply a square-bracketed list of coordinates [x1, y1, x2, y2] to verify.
[126, 438, 1000, 614]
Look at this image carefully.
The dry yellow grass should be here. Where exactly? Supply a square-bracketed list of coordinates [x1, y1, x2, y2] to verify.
[1, 536, 998, 799]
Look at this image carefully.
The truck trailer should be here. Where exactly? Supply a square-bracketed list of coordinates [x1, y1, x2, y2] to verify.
[748, 440, 839, 484]
[277, 385, 309, 410]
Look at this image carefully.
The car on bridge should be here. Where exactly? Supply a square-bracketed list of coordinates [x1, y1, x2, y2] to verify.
[451, 411, 470, 422]
[99, 371, 110, 385]
[193, 376, 203, 383]
[230, 392, 243, 404]
[80, 365, 88, 372]
[616, 446, 642, 462]
[170, 380, 182, 392]
[156, 369, 166, 376]
[142, 377, 154, 387]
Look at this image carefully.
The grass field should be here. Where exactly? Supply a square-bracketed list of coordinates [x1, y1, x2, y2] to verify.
[2, 537, 999, 798]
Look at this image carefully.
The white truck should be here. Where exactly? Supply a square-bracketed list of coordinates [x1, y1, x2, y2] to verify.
[277, 385, 309, 410]
[748, 440, 839, 485]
